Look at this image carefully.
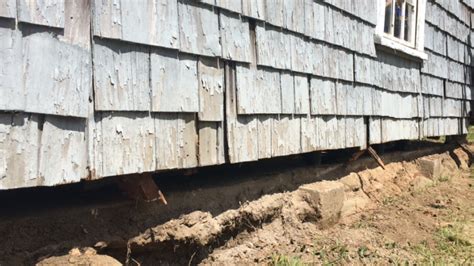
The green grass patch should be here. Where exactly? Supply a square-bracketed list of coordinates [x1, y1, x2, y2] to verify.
[270, 255, 305, 266]
[467, 126, 474, 143]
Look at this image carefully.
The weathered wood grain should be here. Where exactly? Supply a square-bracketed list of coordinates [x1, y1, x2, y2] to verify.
[93, 40, 150, 111]
[97, 112, 156, 177]
[178, 1, 221, 57]
[198, 121, 225, 166]
[155, 113, 198, 170]
[294, 74, 310, 114]
[23, 32, 91, 118]
[120, 0, 179, 49]
[215, 0, 241, 13]
[280, 72, 295, 114]
[39, 116, 88, 186]
[0, 0, 15, 18]
[151, 49, 199, 112]
[271, 115, 301, 157]
[0, 25, 23, 111]
[92, 0, 122, 39]
[310, 78, 336, 115]
[242, 0, 265, 20]
[236, 65, 281, 114]
[0, 113, 40, 189]
[264, 0, 284, 27]
[219, 11, 251, 62]
[18, 0, 64, 28]
[198, 58, 224, 121]
[257, 115, 274, 159]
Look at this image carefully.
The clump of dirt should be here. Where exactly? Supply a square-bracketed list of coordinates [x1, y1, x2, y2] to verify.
[37, 247, 120, 266]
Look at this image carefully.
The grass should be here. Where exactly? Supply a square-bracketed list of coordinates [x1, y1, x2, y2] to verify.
[270, 254, 305, 266]
[467, 126, 474, 143]
[411, 223, 472, 264]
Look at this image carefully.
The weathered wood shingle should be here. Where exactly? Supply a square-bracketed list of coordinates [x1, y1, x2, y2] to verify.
[23, 32, 91, 118]
[93, 40, 151, 111]
[18, 0, 64, 28]
[151, 50, 199, 112]
[178, 1, 221, 57]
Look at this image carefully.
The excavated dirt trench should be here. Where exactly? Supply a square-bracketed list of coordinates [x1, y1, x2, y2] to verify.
[0, 141, 472, 265]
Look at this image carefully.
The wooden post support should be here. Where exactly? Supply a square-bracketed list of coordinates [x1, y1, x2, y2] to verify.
[367, 146, 386, 170]
[117, 174, 168, 204]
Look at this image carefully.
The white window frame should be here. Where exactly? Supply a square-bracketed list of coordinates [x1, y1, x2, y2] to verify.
[375, 0, 428, 60]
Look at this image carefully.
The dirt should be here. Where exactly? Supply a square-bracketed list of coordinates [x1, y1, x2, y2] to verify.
[1, 143, 473, 265]
[116, 147, 473, 265]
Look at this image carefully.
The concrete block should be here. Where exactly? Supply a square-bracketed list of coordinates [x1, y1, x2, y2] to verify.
[418, 158, 442, 180]
[339, 173, 361, 192]
[299, 181, 345, 227]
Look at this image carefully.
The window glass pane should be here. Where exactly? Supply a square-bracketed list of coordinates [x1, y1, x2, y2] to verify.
[394, 0, 403, 38]
[384, 0, 394, 34]
[404, 3, 415, 42]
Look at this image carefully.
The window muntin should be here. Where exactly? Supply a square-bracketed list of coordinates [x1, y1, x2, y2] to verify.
[384, 0, 417, 47]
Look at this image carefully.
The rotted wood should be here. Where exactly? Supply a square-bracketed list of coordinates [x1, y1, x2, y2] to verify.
[117, 174, 167, 204]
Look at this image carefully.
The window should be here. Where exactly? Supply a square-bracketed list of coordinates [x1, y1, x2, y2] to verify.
[375, 0, 427, 60]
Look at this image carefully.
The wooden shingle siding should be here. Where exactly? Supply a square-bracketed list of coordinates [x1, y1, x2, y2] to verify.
[18, 0, 64, 28]
[178, 1, 221, 57]
[242, 0, 265, 20]
[0, 0, 15, 18]
[198, 121, 225, 166]
[64, 0, 92, 49]
[93, 0, 123, 40]
[257, 115, 273, 159]
[1, 0, 473, 189]
[215, 0, 241, 13]
[294, 74, 310, 114]
[310, 78, 337, 115]
[381, 119, 420, 143]
[283, 0, 305, 33]
[39, 116, 88, 186]
[23, 32, 91, 118]
[428, 96, 444, 117]
[0, 25, 23, 111]
[227, 115, 259, 163]
[93, 40, 151, 111]
[325, 0, 377, 26]
[369, 117, 382, 144]
[255, 24, 292, 70]
[424, 23, 447, 56]
[280, 72, 296, 114]
[120, 0, 179, 49]
[198, 58, 224, 121]
[445, 81, 466, 99]
[421, 51, 448, 79]
[219, 11, 252, 63]
[264, 0, 284, 27]
[236, 65, 281, 114]
[448, 60, 465, 83]
[345, 117, 367, 149]
[443, 98, 464, 117]
[447, 36, 467, 63]
[93, 0, 179, 49]
[96, 112, 156, 177]
[0, 113, 40, 189]
[421, 74, 444, 96]
[151, 50, 199, 112]
[271, 115, 301, 157]
[155, 113, 198, 170]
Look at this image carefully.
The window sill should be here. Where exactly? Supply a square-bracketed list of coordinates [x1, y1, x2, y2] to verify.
[374, 33, 428, 61]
